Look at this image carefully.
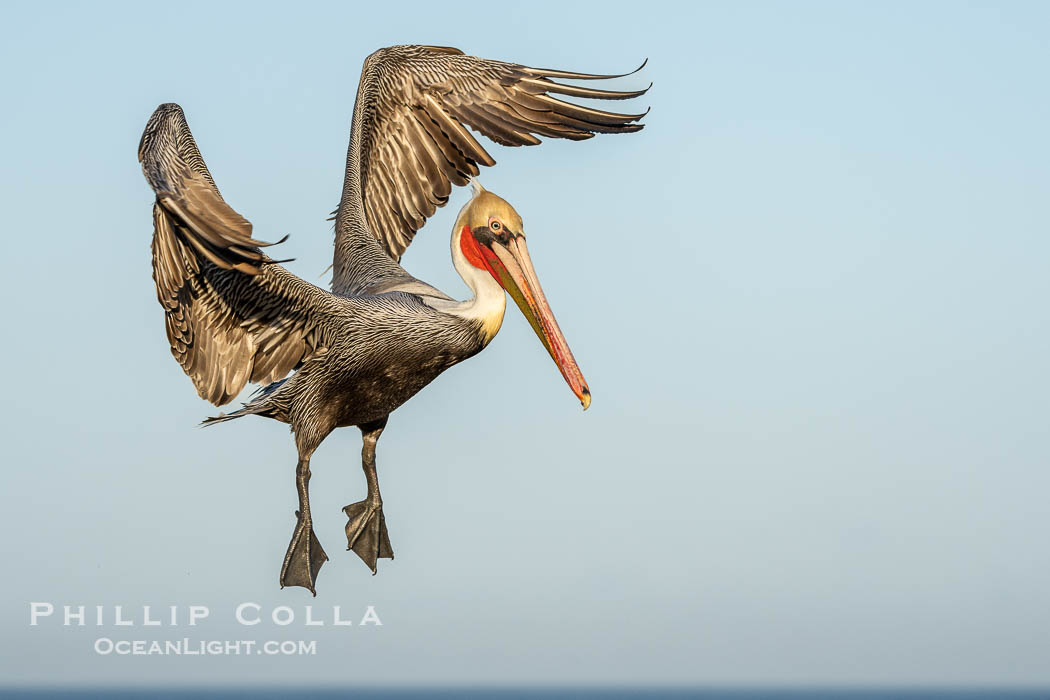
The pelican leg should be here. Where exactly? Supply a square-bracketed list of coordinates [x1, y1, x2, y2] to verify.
[343, 418, 393, 574]
[280, 452, 328, 595]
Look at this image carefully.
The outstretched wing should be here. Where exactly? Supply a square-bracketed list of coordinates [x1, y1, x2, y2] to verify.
[140, 103, 337, 405]
[333, 45, 648, 293]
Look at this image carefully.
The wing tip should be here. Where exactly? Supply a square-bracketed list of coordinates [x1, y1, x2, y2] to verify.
[524, 56, 650, 81]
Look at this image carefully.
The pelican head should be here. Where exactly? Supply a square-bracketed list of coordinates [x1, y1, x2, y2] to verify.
[456, 183, 591, 410]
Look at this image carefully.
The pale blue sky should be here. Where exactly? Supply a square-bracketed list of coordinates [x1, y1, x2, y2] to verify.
[2, 0, 1049, 689]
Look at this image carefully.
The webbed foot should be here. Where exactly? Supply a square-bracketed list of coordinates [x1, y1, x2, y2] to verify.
[280, 510, 328, 595]
[343, 500, 393, 574]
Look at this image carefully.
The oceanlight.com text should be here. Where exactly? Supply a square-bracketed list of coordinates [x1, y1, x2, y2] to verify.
[94, 638, 317, 656]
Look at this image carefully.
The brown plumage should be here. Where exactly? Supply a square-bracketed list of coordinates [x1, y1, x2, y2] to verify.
[332, 45, 648, 296]
[141, 108, 334, 405]
[351, 46, 647, 262]
[139, 45, 648, 594]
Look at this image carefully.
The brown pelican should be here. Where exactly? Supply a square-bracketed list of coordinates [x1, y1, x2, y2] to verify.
[139, 45, 647, 594]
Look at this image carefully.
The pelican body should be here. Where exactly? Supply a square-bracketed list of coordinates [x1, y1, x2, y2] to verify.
[139, 45, 647, 593]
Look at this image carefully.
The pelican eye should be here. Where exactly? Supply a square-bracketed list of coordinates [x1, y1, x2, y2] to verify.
[490, 219, 502, 232]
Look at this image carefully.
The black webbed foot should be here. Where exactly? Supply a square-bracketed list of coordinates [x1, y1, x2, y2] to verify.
[343, 500, 393, 574]
[280, 510, 328, 595]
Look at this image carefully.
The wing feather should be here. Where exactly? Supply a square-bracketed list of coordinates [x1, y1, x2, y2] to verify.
[338, 45, 648, 268]
[141, 103, 337, 406]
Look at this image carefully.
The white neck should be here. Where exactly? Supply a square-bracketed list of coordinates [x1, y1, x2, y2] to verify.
[423, 212, 507, 345]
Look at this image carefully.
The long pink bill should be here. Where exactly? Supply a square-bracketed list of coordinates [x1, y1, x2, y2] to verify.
[485, 235, 591, 409]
